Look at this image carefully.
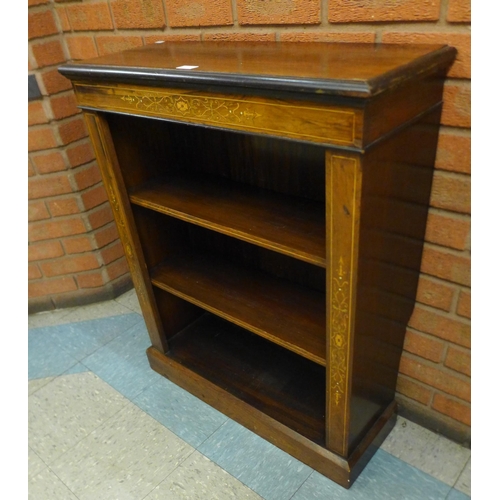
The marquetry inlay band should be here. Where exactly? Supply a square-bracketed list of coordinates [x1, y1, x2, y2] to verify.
[74, 83, 357, 147]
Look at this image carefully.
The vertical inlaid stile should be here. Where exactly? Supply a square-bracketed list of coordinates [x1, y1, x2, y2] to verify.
[325, 152, 362, 456]
[84, 112, 168, 353]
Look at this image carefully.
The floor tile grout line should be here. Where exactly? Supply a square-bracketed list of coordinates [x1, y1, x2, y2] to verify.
[452, 455, 471, 493]
[137, 448, 200, 500]
[287, 469, 314, 500]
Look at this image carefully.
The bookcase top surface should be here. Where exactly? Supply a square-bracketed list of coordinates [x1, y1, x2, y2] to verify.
[60, 41, 456, 98]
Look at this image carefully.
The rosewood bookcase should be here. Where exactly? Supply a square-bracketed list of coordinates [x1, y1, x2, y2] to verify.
[60, 41, 455, 488]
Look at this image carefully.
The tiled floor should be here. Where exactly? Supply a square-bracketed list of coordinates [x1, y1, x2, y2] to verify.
[28, 289, 471, 500]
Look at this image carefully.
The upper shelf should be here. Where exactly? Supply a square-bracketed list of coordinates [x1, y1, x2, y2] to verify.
[59, 41, 456, 98]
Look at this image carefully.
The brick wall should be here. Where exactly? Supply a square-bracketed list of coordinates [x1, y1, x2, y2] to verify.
[28, 0, 471, 444]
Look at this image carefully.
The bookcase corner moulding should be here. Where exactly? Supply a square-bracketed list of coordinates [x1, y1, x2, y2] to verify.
[59, 41, 456, 488]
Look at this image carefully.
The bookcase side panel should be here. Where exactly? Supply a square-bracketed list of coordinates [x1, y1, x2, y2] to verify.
[347, 107, 441, 454]
[84, 111, 168, 352]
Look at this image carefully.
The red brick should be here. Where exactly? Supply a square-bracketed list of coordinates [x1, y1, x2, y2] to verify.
[456, 290, 471, 319]
[40, 68, 73, 95]
[444, 346, 471, 376]
[28, 101, 49, 126]
[88, 204, 114, 229]
[435, 131, 471, 174]
[28, 10, 58, 40]
[40, 254, 100, 277]
[408, 306, 471, 348]
[238, 0, 318, 25]
[447, 0, 471, 23]
[81, 184, 108, 210]
[66, 35, 98, 60]
[167, 0, 233, 27]
[29, 0, 49, 6]
[381, 32, 470, 80]
[66, 141, 95, 167]
[396, 375, 432, 405]
[29, 200, 50, 222]
[28, 158, 36, 177]
[29, 276, 78, 298]
[28, 240, 65, 261]
[280, 32, 376, 43]
[432, 393, 470, 425]
[144, 34, 201, 44]
[430, 172, 470, 214]
[101, 240, 125, 265]
[29, 264, 43, 280]
[28, 126, 58, 151]
[58, 116, 89, 145]
[29, 174, 73, 200]
[329, 0, 439, 23]
[111, 0, 165, 29]
[66, 2, 114, 31]
[106, 256, 130, 280]
[29, 217, 87, 242]
[442, 82, 471, 128]
[56, 5, 71, 32]
[403, 329, 445, 363]
[204, 33, 276, 42]
[63, 235, 94, 254]
[399, 356, 470, 402]
[73, 163, 102, 190]
[95, 35, 143, 56]
[31, 40, 66, 68]
[50, 93, 79, 120]
[76, 271, 105, 288]
[421, 246, 470, 287]
[32, 151, 67, 174]
[47, 197, 80, 217]
[425, 211, 470, 250]
[416, 276, 455, 312]
[94, 222, 119, 248]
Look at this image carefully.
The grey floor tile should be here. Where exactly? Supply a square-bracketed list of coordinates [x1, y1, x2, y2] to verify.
[115, 288, 143, 314]
[28, 377, 54, 396]
[28, 446, 47, 479]
[51, 402, 194, 500]
[454, 458, 471, 496]
[62, 299, 135, 324]
[41, 313, 142, 361]
[133, 377, 228, 447]
[28, 309, 73, 329]
[63, 362, 90, 375]
[29, 372, 129, 465]
[291, 449, 451, 500]
[145, 450, 263, 500]
[28, 331, 79, 380]
[81, 320, 162, 400]
[198, 420, 312, 500]
[446, 488, 470, 500]
[380, 417, 470, 486]
[29, 468, 79, 500]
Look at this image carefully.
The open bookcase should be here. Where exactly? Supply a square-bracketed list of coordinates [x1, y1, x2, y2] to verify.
[60, 41, 456, 488]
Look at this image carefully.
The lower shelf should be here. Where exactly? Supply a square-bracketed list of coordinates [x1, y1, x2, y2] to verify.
[162, 313, 326, 444]
[146, 313, 398, 489]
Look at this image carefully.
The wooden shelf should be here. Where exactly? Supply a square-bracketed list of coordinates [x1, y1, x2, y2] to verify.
[151, 252, 327, 365]
[129, 172, 326, 267]
[163, 313, 326, 444]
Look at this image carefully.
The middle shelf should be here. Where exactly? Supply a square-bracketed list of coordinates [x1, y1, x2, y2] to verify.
[129, 172, 326, 267]
[150, 251, 327, 366]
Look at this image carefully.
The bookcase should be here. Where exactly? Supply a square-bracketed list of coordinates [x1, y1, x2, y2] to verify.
[60, 41, 456, 488]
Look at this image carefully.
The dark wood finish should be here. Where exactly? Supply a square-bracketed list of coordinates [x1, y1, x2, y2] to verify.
[60, 41, 454, 489]
[59, 41, 455, 98]
[151, 252, 326, 365]
[130, 172, 326, 267]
